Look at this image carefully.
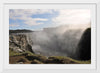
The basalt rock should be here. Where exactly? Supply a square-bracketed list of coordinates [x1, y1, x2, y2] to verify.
[76, 28, 91, 60]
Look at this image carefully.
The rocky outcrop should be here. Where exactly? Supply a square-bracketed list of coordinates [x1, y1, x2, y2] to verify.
[76, 28, 91, 60]
[9, 34, 34, 53]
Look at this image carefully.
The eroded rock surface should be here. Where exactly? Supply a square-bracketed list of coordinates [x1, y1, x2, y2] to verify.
[9, 34, 34, 53]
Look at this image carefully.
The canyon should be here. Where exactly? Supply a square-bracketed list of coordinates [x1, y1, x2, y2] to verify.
[9, 26, 91, 64]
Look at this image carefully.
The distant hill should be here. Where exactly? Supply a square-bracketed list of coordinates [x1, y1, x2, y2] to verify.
[9, 29, 33, 34]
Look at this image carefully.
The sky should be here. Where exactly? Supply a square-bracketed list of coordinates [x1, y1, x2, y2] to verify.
[9, 9, 91, 30]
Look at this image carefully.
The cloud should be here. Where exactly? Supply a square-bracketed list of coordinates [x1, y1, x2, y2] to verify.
[9, 9, 91, 29]
[52, 9, 91, 29]
[22, 17, 48, 26]
[9, 9, 52, 26]
[9, 9, 54, 19]
[9, 23, 19, 27]
[33, 18, 48, 21]
[24, 19, 44, 26]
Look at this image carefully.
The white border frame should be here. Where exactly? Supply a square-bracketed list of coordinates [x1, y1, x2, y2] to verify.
[4, 3, 96, 70]
[0, 0, 100, 73]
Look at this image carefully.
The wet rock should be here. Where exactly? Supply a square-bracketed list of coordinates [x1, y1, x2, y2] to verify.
[17, 58, 27, 63]
[76, 28, 91, 60]
[31, 59, 43, 64]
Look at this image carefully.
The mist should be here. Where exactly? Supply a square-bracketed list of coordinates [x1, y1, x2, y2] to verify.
[24, 25, 88, 59]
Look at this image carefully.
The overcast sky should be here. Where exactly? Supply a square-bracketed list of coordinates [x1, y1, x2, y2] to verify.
[9, 9, 91, 30]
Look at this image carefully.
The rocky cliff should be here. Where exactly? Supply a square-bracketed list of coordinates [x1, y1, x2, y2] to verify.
[9, 34, 34, 53]
[9, 28, 91, 64]
[76, 28, 91, 60]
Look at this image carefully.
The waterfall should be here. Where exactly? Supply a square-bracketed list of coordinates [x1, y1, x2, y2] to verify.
[25, 26, 84, 59]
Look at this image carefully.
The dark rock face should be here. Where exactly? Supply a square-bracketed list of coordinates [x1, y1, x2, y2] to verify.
[76, 28, 91, 60]
[9, 34, 34, 53]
